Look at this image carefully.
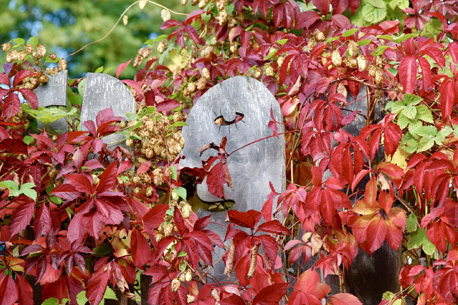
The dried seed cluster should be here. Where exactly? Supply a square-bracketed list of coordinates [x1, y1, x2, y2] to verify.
[129, 113, 186, 162]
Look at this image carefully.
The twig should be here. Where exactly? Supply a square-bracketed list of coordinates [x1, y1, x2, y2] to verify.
[68, 0, 187, 58]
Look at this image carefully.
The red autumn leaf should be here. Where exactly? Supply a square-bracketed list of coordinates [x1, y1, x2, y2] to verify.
[256, 220, 291, 236]
[450, 42, 458, 63]
[97, 162, 118, 193]
[399, 55, 417, 94]
[131, 229, 152, 268]
[51, 183, 81, 201]
[228, 210, 262, 229]
[352, 179, 406, 253]
[17, 88, 38, 109]
[16, 275, 33, 305]
[64, 174, 94, 194]
[143, 204, 169, 232]
[220, 295, 246, 305]
[87, 263, 112, 305]
[0, 138, 28, 154]
[3, 93, 21, 119]
[34, 204, 52, 238]
[259, 235, 280, 269]
[328, 293, 362, 305]
[137, 161, 151, 175]
[419, 57, 432, 90]
[9, 197, 35, 236]
[439, 78, 457, 118]
[0, 273, 18, 305]
[261, 182, 278, 222]
[365, 217, 388, 253]
[253, 282, 288, 305]
[0, 73, 10, 86]
[289, 269, 331, 305]
[312, 0, 330, 15]
[13, 70, 36, 87]
[206, 161, 230, 199]
[116, 58, 132, 78]
[433, 263, 458, 303]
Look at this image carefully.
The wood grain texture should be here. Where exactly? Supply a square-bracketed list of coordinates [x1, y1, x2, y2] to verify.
[181, 76, 286, 279]
[34, 71, 68, 132]
[80, 73, 135, 148]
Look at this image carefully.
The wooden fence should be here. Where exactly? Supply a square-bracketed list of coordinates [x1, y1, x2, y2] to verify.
[32, 74, 402, 305]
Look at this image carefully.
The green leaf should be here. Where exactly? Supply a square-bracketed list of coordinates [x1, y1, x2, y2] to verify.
[438, 126, 453, 138]
[362, 2, 387, 23]
[41, 298, 60, 305]
[371, 45, 390, 56]
[406, 214, 417, 233]
[170, 165, 178, 180]
[20, 183, 37, 201]
[138, 106, 157, 118]
[166, 206, 175, 217]
[357, 39, 371, 46]
[126, 112, 138, 121]
[175, 187, 187, 200]
[27, 36, 38, 47]
[276, 39, 288, 46]
[417, 136, 435, 152]
[22, 105, 77, 125]
[388, 0, 409, 10]
[104, 287, 117, 300]
[0, 181, 20, 197]
[342, 28, 358, 37]
[264, 48, 277, 61]
[13, 38, 25, 45]
[403, 94, 422, 106]
[169, 121, 187, 129]
[415, 105, 434, 123]
[67, 87, 82, 106]
[325, 37, 340, 43]
[23, 135, 34, 145]
[178, 251, 187, 257]
[414, 125, 437, 138]
[387, 67, 398, 76]
[226, 4, 235, 15]
[95, 66, 104, 73]
[397, 113, 410, 129]
[403, 104, 417, 120]
[408, 228, 436, 255]
[400, 133, 418, 154]
[395, 33, 418, 43]
[77, 291, 88, 305]
[377, 35, 395, 42]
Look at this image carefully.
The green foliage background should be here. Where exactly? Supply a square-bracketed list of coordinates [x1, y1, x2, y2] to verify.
[0, 0, 192, 78]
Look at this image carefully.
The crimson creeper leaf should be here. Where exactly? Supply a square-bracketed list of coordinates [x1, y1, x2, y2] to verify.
[86, 263, 111, 305]
[439, 78, 457, 119]
[228, 210, 262, 229]
[256, 220, 291, 236]
[399, 56, 417, 94]
[13, 70, 36, 87]
[16, 275, 33, 305]
[9, 197, 35, 236]
[328, 293, 362, 305]
[0, 273, 18, 305]
[143, 204, 168, 233]
[116, 58, 132, 78]
[131, 229, 152, 268]
[253, 283, 288, 305]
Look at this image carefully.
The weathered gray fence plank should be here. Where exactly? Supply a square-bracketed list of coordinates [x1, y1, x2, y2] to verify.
[34, 71, 68, 108]
[180, 76, 286, 279]
[80, 73, 136, 149]
[34, 71, 68, 131]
